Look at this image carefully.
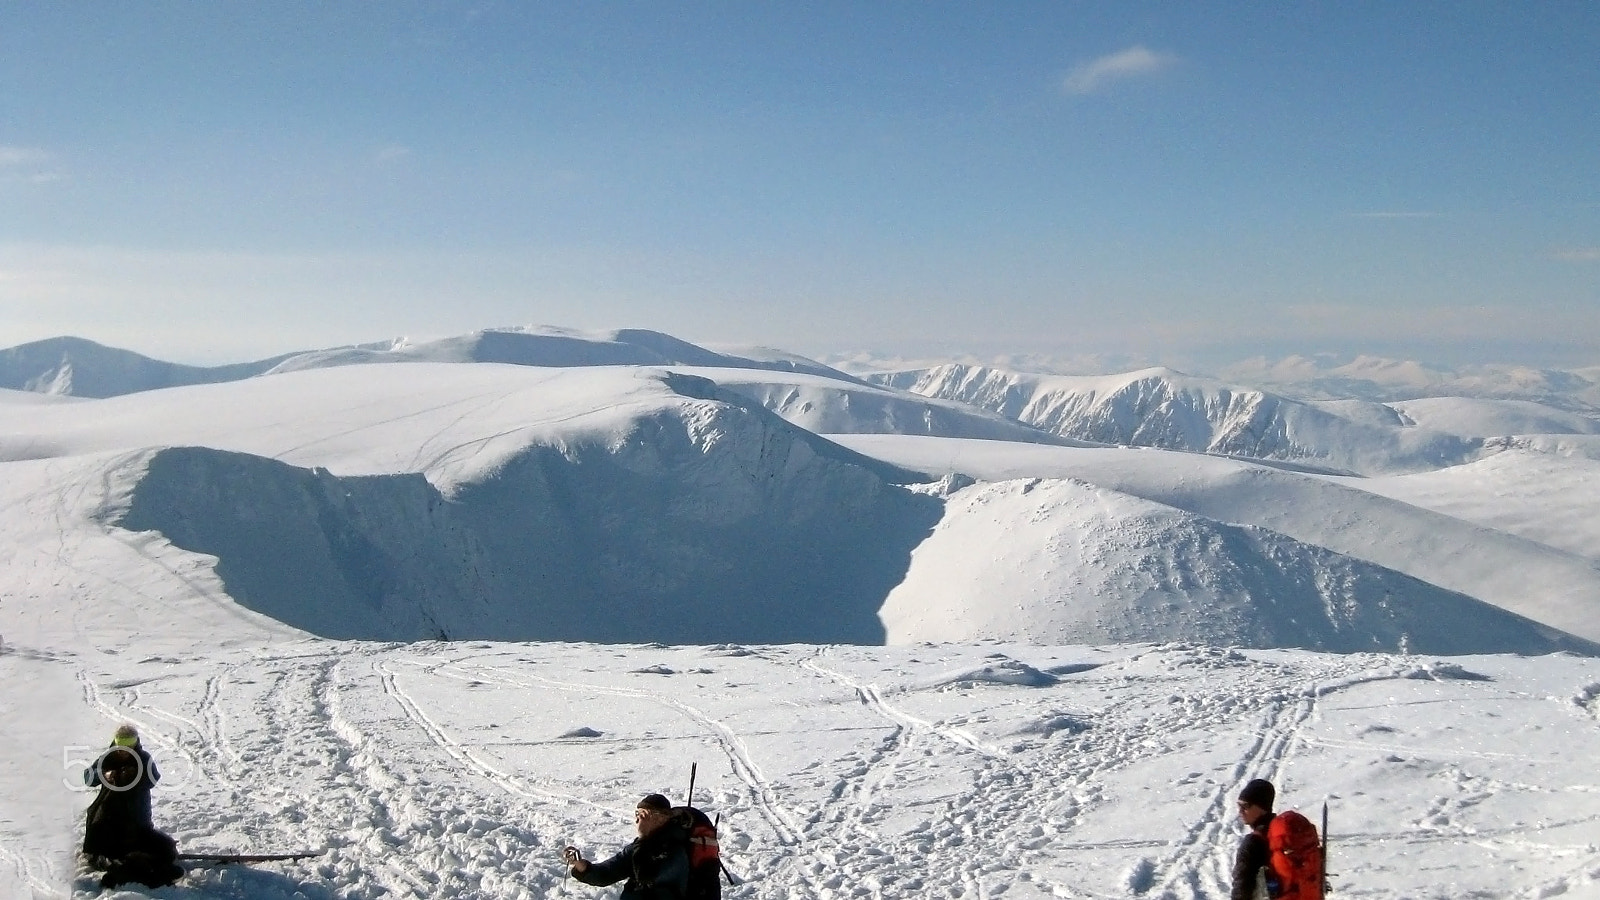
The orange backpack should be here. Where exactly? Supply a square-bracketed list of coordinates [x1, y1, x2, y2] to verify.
[673, 805, 723, 900]
[1266, 809, 1325, 900]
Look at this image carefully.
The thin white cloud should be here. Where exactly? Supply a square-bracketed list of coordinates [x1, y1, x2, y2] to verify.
[1551, 247, 1600, 262]
[0, 146, 49, 167]
[1348, 211, 1441, 219]
[375, 144, 413, 164]
[1063, 45, 1178, 95]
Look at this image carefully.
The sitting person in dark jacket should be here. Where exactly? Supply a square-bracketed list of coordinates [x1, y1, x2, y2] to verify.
[563, 793, 690, 900]
[81, 725, 182, 889]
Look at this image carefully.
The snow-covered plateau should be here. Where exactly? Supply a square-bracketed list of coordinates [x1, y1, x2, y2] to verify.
[2, 328, 1600, 899]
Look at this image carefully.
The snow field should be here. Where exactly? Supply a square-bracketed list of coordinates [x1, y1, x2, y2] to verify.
[31, 640, 1600, 900]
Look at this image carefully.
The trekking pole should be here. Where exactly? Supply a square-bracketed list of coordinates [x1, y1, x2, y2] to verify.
[686, 762, 698, 807]
[1321, 801, 1330, 895]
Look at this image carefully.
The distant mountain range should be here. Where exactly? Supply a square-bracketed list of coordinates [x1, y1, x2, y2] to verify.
[0, 327, 860, 398]
[870, 364, 1600, 475]
[7, 329, 1599, 477]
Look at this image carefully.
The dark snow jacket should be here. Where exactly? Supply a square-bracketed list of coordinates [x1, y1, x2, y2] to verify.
[83, 745, 160, 828]
[1231, 812, 1276, 900]
[571, 821, 691, 900]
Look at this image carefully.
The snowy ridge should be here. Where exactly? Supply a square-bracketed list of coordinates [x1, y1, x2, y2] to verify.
[6, 365, 931, 645]
[1387, 396, 1600, 437]
[687, 367, 1077, 446]
[0, 336, 298, 399]
[880, 477, 1591, 654]
[830, 435, 1600, 644]
[871, 364, 1481, 475]
[1214, 354, 1600, 411]
[4, 361, 1598, 654]
[1348, 449, 1600, 563]
[0, 328, 862, 400]
[265, 326, 865, 384]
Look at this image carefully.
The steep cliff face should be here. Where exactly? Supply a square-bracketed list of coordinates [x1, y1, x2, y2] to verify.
[879, 364, 1481, 474]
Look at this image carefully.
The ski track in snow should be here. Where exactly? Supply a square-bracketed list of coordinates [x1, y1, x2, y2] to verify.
[442, 659, 805, 846]
[37, 643, 1600, 899]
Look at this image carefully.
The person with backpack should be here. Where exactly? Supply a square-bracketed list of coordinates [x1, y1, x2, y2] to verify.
[563, 793, 691, 900]
[1231, 778, 1325, 900]
[81, 728, 183, 889]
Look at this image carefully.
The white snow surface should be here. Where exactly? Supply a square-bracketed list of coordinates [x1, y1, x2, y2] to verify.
[1385, 397, 1600, 439]
[4, 349, 1600, 898]
[7, 640, 1600, 900]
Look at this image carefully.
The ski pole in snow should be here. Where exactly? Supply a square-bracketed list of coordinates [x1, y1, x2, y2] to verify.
[178, 850, 322, 865]
[686, 761, 697, 807]
[1321, 801, 1330, 895]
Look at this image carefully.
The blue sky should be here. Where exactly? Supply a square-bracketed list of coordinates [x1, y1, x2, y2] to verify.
[2, 2, 1597, 368]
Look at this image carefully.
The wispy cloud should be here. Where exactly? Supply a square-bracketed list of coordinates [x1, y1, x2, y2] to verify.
[1551, 247, 1600, 262]
[1063, 46, 1178, 95]
[0, 146, 49, 168]
[0, 146, 63, 186]
[1347, 211, 1441, 219]
[375, 144, 413, 164]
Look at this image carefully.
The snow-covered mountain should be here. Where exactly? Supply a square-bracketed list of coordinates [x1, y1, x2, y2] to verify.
[2, 364, 932, 645]
[263, 326, 866, 384]
[878, 476, 1588, 653]
[0, 336, 298, 398]
[1213, 353, 1600, 412]
[869, 364, 1488, 475]
[0, 328, 865, 400]
[871, 363, 1600, 475]
[832, 435, 1600, 646]
[4, 352, 1594, 655]
[6, 329, 1600, 899]
[687, 368, 1078, 445]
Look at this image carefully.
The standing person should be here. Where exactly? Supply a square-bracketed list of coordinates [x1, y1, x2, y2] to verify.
[1231, 778, 1277, 900]
[563, 793, 690, 900]
[81, 725, 181, 889]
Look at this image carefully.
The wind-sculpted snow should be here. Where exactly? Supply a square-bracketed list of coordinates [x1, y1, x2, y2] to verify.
[873, 364, 1484, 475]
[879, 477, 1595, 655]
[8, 641, 1600, 899]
